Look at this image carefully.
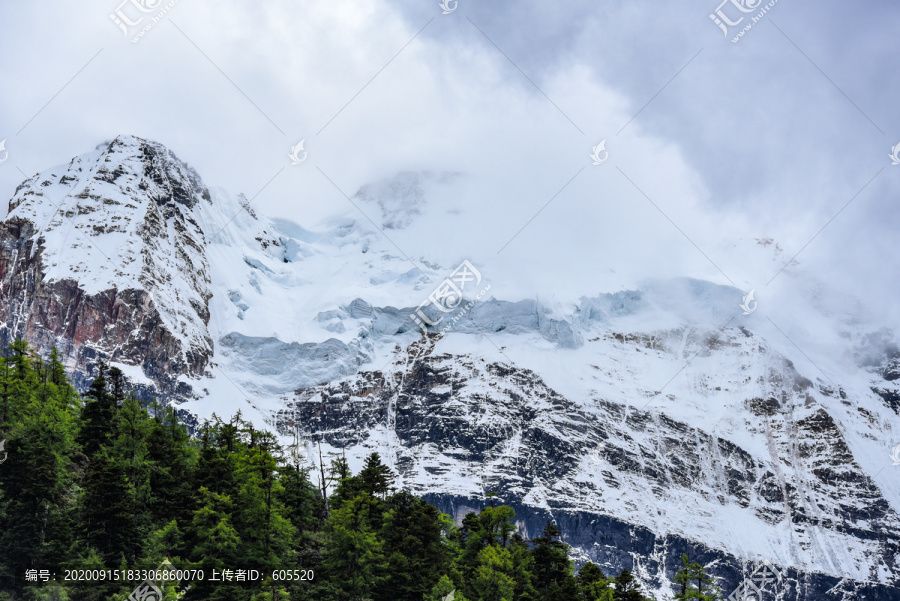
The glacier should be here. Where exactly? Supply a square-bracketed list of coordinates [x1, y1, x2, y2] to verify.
[1, 136, 899, 600]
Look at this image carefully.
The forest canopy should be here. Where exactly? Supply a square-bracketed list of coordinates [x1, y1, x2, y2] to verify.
[0, 341, 716, 601]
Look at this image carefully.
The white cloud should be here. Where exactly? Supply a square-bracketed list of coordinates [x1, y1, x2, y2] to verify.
[0, 0, 897, 326]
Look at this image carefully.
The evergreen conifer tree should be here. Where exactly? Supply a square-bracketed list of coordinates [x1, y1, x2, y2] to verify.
[530, 522, 579, 601]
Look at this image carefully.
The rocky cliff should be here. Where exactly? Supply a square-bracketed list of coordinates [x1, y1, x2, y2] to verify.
[0, 136, 214, 394]
[272, 331, 900, 600]
[2, 138, 899, 600]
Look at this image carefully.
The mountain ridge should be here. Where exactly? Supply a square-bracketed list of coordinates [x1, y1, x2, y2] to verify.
[2, 137, 899, 600]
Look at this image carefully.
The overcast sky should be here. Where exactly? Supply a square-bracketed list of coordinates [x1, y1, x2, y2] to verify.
[1, 1, 898, 329]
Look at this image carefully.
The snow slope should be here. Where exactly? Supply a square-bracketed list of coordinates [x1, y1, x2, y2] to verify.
[3, 138, 899, 599]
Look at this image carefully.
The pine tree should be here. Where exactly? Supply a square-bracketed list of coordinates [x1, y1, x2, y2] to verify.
[75, 361, 117, 458]
[509, 532, 538, 601]
[578, 562, 613, 601]
[471, 544, 515, 601]
[234, 430, 296, 573]
[530, 522, 579, 601]
[194, 415, 240, 499]
[692, 560, 719, 601]
[144, 519, 184, 563]
[327, 455, 360, 510]
[188, 487, 243, 601]
[673, 553, 719, 600]
[0, 340, 39, 424]
[46, 347, 68, 387]
[277, 461, 322, 568]
[376, 491, 448, 601]
[79, 445, 136, 564]
[456, 504, 518, 600]
[106, 366, 127, 405]
[63, 546, 113, 601]
[0, 342, 79, 590]
[673, 554, 691, 600]
[358, 452, 395, 500]
[146, 404, 197, 530]
[322, 493, 386, 601]
[194, 488, 240, 582]
[109, 391, 153, 561]
[612, 569, 654, 601]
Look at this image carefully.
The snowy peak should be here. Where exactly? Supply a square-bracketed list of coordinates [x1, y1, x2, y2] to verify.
[8, 135, 211, 217]
[5, 134, 214, 296]
[2, 138, 900, 600]
[0, 135, 215, 388]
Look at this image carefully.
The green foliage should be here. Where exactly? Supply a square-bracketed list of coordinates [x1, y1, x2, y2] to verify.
[508, 533, 538, 601]
[0, 342, 79, 589]
[577, 562, 613, 601]
[458, 502, 518, 589]
[530, 522, 578, 601]
[358, 452, 395, 499]
[612, 568, 655, 601]
[472, 544, 516, 601]
[145, 404, 197, 528]
[427, 574, 469, 601]
[322, 493, 386, 600]
[326, 455, 359, 509]
[376, 490, 448, 601]
[76, 361, 116, 458]
[0, 340, 706, 601]
[673, 554, 720, 600]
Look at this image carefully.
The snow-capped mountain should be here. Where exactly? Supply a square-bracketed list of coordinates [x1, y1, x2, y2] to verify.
[0, 137, 214, 393]
[1, 137, 898, 600]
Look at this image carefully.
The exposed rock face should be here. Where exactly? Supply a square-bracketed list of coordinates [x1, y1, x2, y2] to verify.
[425, 496, 898, 601]
[0, 136, 213, 393]
[275, 333, 900, 601]
[3, 138, 899, 600]
[873, 358, 900, 415]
